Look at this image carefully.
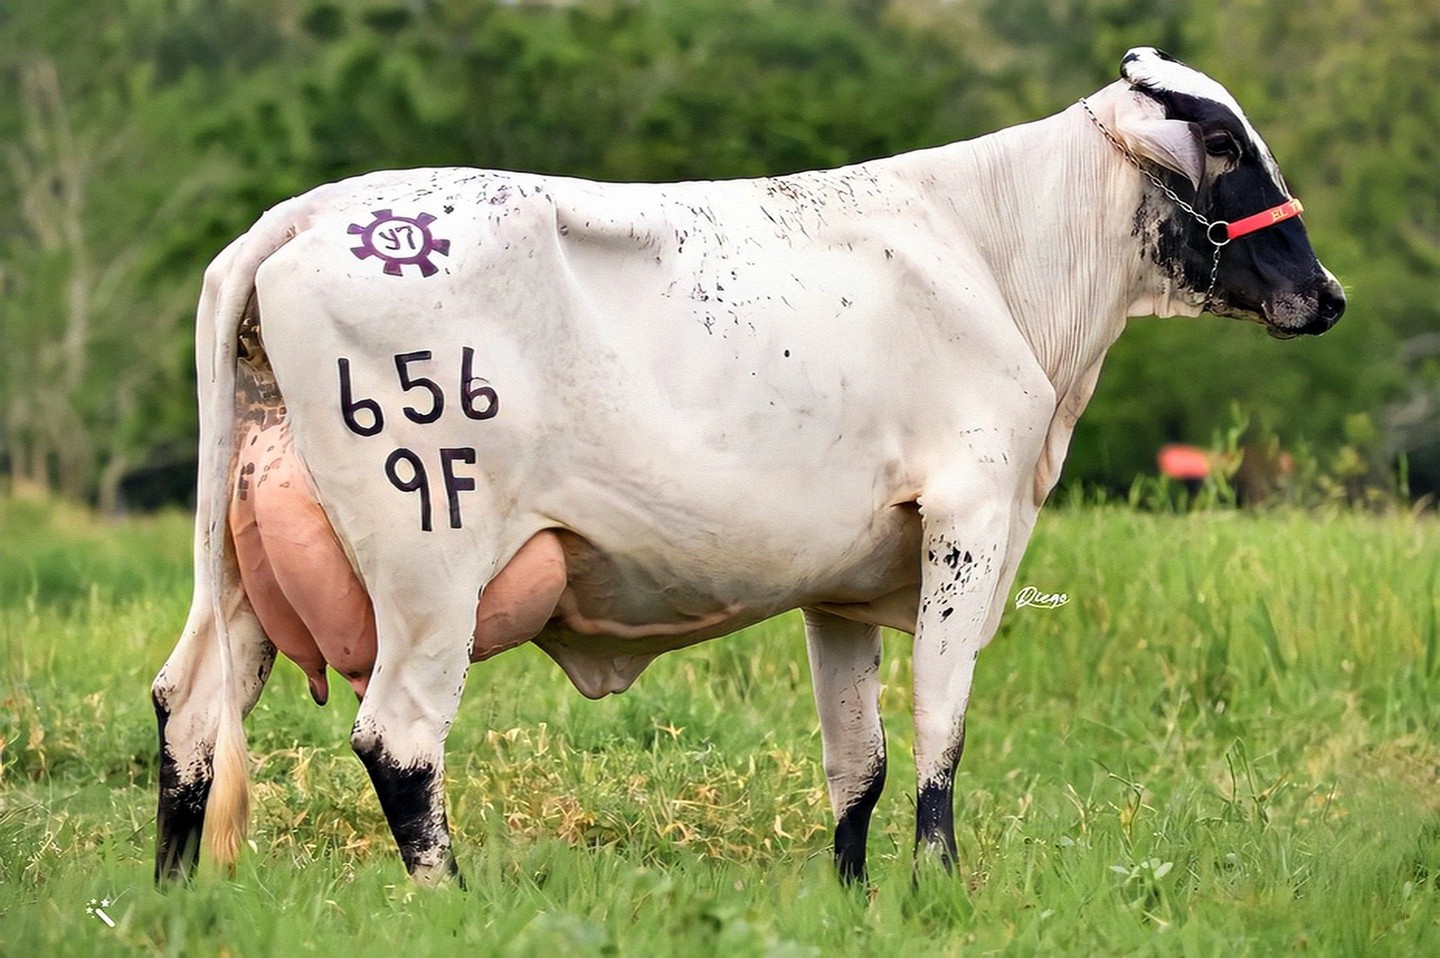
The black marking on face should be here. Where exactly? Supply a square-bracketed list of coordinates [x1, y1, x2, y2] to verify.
[1123, 48, 1179, 70]
[353, 740, 458, 880]
[834, 744, 887, 886]
[1128, 82, 1336, 331]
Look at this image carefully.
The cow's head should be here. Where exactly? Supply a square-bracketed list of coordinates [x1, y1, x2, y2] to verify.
[1107, 47, 1345, 337]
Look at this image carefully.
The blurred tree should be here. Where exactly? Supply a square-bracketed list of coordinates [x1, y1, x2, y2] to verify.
[0, 1, 282, 508]
[0, 0, 1433, 506]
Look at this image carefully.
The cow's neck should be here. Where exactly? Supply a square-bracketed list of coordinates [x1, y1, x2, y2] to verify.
[909, 93, 1194, 402]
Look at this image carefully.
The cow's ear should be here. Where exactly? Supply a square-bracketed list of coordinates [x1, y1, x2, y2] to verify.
[1111, 96, 1205, 191]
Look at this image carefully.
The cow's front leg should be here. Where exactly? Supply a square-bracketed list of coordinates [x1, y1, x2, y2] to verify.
[350, 584, 477, 885]
[804, 609, 886, 885]
[912, 486, 1030, 869]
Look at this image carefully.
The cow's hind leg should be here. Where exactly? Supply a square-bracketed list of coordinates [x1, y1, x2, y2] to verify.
[804, 609, 886, 885]
[350, 556, 484, 884]
[153, 598, 221, 882]
[153, 585, 273, 882]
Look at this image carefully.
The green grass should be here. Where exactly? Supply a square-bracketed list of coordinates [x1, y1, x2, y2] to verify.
[2, 495, 1439, 955]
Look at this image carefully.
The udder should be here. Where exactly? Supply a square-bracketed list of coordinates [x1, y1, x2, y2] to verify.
[229, 418, 571, 702]
[230, 419, 377, 702]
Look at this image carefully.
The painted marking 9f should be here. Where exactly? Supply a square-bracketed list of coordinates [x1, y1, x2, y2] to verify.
[384, 446, 476, 532]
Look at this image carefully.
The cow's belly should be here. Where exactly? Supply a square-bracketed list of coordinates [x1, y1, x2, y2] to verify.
[231, 409, 920, 702]
[532, 516, 921, 699]
[511, 506, 920, 699]
[547, 501, 922, 636]
[232, 410, 919, 702]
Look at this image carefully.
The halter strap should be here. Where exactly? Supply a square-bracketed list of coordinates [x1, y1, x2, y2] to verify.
[1220, 197, 1304, 242]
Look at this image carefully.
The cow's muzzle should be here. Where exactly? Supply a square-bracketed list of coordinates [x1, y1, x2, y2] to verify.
[1265, 272, 1346, 338]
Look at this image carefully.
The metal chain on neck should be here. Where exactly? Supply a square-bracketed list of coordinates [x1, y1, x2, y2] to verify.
[1078, 96, 1224, 306]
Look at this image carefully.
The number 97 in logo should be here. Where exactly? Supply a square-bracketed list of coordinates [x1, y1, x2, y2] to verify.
[348, 209, 451, 278]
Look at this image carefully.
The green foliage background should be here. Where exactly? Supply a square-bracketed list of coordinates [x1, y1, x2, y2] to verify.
[1, 0, 1436, 506]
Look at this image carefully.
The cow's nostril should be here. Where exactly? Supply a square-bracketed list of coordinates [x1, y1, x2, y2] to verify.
[1297, 279, 1346, 335]
[1318, 281, 1346, 325]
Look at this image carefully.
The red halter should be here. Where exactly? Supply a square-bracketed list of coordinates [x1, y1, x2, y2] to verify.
[1210, 197, 1304, 245]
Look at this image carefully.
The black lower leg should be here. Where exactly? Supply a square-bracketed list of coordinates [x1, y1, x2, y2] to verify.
[354, 740, 461, 884]
[834, 751, 887, 885]
[914, 720, 965, 869]
[153, 703, 210, 884]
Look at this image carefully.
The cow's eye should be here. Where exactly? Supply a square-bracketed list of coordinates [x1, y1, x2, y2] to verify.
[1204, 130, 1239, 157]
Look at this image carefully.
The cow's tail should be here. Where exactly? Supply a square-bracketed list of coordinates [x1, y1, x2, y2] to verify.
[195, 210, 302, 871]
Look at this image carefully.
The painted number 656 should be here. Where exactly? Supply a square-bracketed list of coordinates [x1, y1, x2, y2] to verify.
[337, 347, 499, 438]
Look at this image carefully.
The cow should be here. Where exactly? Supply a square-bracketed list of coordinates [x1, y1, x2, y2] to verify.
[152, 47, 1344, 887]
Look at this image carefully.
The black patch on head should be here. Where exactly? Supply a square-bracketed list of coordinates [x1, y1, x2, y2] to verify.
[1123, 47, 1179, 69]
[1136, 88, 1260, 171]
[1126, 82, 1324, 320]
[1136, 181, 1214, 295]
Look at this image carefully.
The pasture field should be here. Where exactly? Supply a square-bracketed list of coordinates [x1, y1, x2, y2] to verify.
[2, 495, 1438, 956]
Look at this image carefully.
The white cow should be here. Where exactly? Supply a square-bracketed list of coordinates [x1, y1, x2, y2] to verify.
[153, 48, 1344, 885]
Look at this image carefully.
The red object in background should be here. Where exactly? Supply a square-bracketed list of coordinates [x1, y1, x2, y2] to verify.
[1158, 444, 1210, 480]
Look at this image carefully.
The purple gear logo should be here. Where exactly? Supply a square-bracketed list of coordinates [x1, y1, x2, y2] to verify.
[348, 209, 451, 277]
